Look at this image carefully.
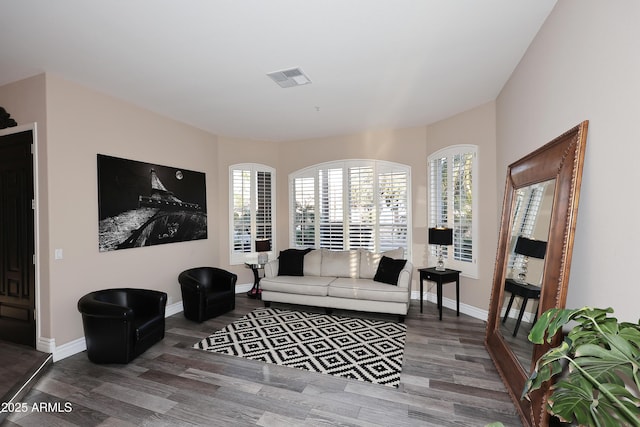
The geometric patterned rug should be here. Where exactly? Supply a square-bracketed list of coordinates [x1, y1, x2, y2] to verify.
[193, 307, 407, 387]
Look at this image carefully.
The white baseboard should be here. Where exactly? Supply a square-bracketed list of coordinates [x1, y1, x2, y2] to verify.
[165, 300, 183, 317]
[53, 337, 86, 362]
[36, 336, 55, 354]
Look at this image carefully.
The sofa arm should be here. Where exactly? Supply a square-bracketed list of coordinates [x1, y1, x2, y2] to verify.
[264, 260, 279, 278]
[396, 261, 413, 289]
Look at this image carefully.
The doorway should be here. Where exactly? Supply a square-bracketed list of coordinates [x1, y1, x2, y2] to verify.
[0, 127, 36, 348]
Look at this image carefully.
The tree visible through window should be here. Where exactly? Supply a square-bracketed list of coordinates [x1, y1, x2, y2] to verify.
[290, 160, 411, 255]
[428, 145, 478, 277]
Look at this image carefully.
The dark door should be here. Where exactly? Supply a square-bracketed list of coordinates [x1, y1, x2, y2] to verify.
[0, 129, 35, 347]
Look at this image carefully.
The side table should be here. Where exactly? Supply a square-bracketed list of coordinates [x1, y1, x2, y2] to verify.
[502, 278, 541, 337]
[418, 267, 461, 320]
[245, 263, 265, 299]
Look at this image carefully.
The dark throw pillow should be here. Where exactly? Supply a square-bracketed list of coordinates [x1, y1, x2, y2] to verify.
[373, 256, 407, 285]
[278, 248, 312, 276]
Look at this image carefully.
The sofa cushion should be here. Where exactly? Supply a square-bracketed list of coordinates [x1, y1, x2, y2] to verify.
[278, 248, 312, 276]
[303, 249, 322, 276]
[373, 256, 407, 285]
[260, 276, 333, 296]
[359, 248, 404, 279]
[320, 249, 359, 278]
[328, 278, 409, 303]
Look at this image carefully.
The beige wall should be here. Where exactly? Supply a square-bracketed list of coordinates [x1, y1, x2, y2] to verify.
[497, 1, 640, 321]
[426, 102, 497, 309]
[1, 74, 221, 346]
[1, 73, 500, 353]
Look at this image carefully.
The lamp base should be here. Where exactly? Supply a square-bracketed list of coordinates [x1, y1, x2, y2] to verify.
[435, 246, 446, 271]
[257, 252, 268, 265]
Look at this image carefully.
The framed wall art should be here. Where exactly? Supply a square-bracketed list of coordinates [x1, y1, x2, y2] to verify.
[97, 154, 207, 252]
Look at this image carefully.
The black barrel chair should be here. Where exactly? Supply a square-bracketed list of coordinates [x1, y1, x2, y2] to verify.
[178, 267, 237, 322]
[77, 288, 167, 364]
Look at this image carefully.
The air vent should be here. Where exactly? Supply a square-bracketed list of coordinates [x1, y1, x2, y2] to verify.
[267, 67, 312, 88]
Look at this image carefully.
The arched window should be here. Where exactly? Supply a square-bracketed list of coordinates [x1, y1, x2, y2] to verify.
[290, 160, 411, 257]
[229, 163, 275, 264]
[428, 145, 478, 277]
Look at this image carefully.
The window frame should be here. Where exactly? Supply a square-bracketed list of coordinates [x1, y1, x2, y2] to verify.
[428, 145, 478, 278]
[229, 163, 276, 265]
[289, 159, 411, 258]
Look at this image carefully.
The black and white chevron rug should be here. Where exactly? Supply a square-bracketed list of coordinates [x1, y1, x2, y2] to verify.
[194, 307, 407, 387]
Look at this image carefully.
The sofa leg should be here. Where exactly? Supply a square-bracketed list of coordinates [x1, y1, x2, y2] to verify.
[264, 301, 271, 308]
[399, 315, 405, 323]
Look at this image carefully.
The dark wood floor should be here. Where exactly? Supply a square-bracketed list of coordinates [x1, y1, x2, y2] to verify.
[3, 296, 522, 426]
[0, 340, 52, 401]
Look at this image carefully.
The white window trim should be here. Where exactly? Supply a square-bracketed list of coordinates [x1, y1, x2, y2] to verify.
[428, 145, 478, 278]
[289, 159, 412, 259]
[229, 163, 276, 265]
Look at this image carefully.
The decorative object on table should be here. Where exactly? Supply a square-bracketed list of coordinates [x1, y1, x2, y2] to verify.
[255, 238, 271, 265]
[428, 227, 453, 271]
[194, 307, 407, 387]
[513, 236, 547, 283]
[523, 307, 640, 427]
[77, 288, 167, 364]
[178, 267, 237, 322]
[96, 154, 207, 252]
[0, 107, 17, 129]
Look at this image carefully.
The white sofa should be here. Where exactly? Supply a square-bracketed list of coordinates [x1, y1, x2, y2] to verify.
[260, 248, 413, 321]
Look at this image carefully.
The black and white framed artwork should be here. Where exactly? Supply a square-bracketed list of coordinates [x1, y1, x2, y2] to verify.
[97, 154, 207, 252]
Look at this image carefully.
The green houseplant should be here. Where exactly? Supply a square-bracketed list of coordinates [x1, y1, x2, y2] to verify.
[522, 307, 640, 426]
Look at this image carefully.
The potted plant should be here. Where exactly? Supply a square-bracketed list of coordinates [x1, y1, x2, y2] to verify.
[522, 307, 640, 426]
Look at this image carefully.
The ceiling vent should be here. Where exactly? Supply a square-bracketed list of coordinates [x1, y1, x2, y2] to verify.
[267, 67, 312, 88]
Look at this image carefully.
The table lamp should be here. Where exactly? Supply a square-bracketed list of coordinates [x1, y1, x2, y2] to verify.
[514, 236, 547, 283]
[255, 239, 271, 265]
[429, 227, 453, 271]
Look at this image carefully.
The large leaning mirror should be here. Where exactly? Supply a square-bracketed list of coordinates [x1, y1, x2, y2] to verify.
[485, 121, 588, 427]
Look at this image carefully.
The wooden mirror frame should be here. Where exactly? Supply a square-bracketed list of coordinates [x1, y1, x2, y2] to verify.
[485, 121, 588, 427]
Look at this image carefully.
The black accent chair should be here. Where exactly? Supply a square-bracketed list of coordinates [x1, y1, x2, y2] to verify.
[178, 267, 237, 322]
[77, 288, 167, 364]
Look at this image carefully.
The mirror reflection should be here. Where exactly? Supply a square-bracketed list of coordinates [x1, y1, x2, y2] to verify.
[500, 179, 555, 369]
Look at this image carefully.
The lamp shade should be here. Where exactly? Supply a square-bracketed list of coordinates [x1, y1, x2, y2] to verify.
[255, 239, 271, 252]
[514, 236, 547, 259]
[429, 227, 453, 246]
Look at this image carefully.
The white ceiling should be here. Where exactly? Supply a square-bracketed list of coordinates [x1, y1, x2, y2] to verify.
[0, 0, 557, 142]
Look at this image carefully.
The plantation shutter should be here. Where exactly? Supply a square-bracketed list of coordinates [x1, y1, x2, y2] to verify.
[290, 160, 411, 256]
[378, 170, 408, 252]
[319, 168, 344, 250]
[452, 153, 473, 263]
[293, 176, 316, 247]
[232, 169, 251, 252]
[508, 185, 544, 269]
[348, 166, 375, 250]
[256, 171, 272, 241]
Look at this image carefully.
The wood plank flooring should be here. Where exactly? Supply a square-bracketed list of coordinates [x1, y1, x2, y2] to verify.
[3, 296, 523, 426]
